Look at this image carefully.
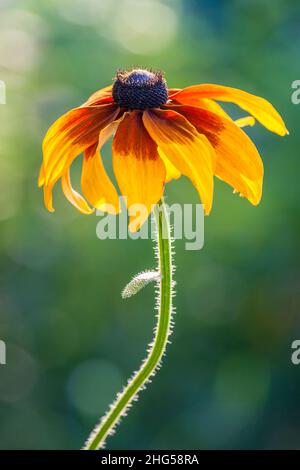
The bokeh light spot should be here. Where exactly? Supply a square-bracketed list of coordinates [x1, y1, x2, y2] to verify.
[67, 359, 124, 417]
[110, 0, 178, 54]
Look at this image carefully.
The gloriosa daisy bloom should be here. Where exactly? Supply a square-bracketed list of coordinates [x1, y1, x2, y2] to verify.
[39, 68, 288, 230]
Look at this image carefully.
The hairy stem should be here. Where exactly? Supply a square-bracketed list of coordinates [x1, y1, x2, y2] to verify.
[83, 198, 174, 450]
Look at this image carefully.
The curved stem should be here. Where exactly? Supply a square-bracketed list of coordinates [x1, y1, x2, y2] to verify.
[83, 198, 174, 450]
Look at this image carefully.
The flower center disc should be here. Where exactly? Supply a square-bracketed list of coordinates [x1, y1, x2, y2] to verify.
[112, 69, 168, 110]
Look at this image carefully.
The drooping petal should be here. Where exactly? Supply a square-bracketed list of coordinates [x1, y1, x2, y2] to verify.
[159, 149, 181, 182]
[81, 119, 122, 214]
[43, 183, 55, 212]
[112, 111, 166, 231]
[61, 167, 94, 215]
[82, 85, 113, 106]
[169, 104, 263, 205]
[41, 103, 119, 193]
[169, 94, 231, 120]
[167, 88, 181, 98]
[192, 100, 256, 128]
[168, 97, 256, 129]
[143, 108, 215, 214]
[169, 95, 255, 129]
[194, 98, 230, 118]
[172, 84, 288, 136]
[38, 163, 45, 187]
[235, 116, 256, 128]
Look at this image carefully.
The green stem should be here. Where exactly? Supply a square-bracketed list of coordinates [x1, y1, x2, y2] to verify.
[83, 198, 174, 450]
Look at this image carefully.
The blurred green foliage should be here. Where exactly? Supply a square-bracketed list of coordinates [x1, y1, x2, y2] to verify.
[0, 0, 300, 450]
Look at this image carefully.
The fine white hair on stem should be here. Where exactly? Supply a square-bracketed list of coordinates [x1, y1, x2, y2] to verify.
[83, 198, 175, 450]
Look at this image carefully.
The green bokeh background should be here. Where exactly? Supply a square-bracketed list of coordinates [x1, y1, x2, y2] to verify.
[0, 0, 300, 450]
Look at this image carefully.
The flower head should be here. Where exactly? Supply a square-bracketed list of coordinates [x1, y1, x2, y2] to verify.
[112, 69, 168, 110]
[39, 68, 288, 230]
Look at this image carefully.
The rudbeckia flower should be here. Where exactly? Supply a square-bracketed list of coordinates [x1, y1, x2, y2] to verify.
[39, 68, 288, 229]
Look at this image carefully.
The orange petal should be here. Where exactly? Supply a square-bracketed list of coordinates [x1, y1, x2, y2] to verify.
[172, 84, 288, 136]
[112, 111, 166, 231]
[82, 85, 113, 106]
[143, 108, 215, 214]
[43, 182, 55, 213]
[61, 167, 94, 215]
[235, 116, 256, 128]
[171, 105, 263, 205]
[169, 95, 231, 120]
[168, 100, 256, 129]
[159, 149, 181, 182]
[38, 163, 45, 187]
[169, 97, 255, 129]
[167, 88, 181, 99]
[42, 103, 119, 189]
[82, 119, 122, 214]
